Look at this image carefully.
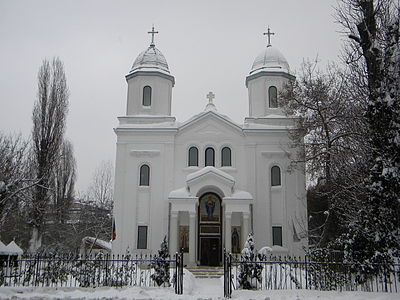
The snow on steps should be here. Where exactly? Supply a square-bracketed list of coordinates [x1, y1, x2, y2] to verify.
[186, 266, 224, 279]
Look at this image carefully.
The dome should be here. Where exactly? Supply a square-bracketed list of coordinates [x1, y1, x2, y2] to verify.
[130, 45, 170, 74]
[250, 46, 290, 74]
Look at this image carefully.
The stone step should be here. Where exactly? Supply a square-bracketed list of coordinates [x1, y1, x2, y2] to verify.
[187, 267, 224, 278]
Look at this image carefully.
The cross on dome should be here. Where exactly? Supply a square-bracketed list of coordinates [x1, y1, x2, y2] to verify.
[206, 91, 215, 104]
[263, 26, 275, 47]
[148, 25, 159, 47]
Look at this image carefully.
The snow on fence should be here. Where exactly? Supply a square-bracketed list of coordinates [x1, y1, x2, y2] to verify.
[0, 252, 183, 293]
[224, 254, 400, 298]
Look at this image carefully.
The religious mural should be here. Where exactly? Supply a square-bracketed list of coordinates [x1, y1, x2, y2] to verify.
[179, 226, 189, 252]
[232, 226, 241, 253]
[199, 193, 220, 223]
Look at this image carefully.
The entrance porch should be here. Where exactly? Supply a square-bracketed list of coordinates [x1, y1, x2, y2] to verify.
[168, 167, 253, 266]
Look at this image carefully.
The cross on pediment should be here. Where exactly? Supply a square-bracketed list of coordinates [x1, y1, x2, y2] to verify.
[206, 92, 215, 104]
[263, 26, 275, 47]
[148, 25, 159, 47]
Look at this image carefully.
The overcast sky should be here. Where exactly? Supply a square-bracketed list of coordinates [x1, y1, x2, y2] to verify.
[0, 0, 343, 193]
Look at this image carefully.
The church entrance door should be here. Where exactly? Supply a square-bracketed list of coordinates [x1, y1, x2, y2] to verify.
[198, 193, 222, 266]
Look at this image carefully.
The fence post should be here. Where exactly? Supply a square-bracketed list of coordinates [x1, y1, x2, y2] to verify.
[223, 250, 232, 298]
[174, 252, 183, 295]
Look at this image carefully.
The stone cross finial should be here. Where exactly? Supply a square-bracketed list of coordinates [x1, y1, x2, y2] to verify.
[148, 25, 159, 47]
[206, 92, 215, 104]
[263, 26, 275, 47]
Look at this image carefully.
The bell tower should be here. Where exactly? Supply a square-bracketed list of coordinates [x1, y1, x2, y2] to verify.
[125, 26, 175, 117]
[245, 27, 295, 118]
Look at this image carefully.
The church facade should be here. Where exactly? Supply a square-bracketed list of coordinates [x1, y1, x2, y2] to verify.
[112, 28, 307, 266]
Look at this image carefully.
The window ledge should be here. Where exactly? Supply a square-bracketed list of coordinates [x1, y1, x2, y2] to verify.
[138, 185, 150, 191]
[219, 166, 237, 172]
[183, 166, 200, 171]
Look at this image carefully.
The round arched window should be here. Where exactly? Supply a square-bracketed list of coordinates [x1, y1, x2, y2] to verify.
[139, 164, 150, 186]
[205, 147, 215, 167]
[271, 166, 281, 186]
[221, 147, 231, 167]
[188, 147, 198, 166]
[268, 86, 278, 108]
[143, 86, 152, 106]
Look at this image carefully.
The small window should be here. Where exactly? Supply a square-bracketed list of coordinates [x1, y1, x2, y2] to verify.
[205, 147, 215, 167]
[269, 86, 278, 108]
[143, 86, 152, 106]
[221, 147, 231, 167]
[271, 166, 281, 186]
[137, 226, 148, 249]
[139, 164, 150, 186]
[272, 226, 282, 246]
[188, 147, 198, 166]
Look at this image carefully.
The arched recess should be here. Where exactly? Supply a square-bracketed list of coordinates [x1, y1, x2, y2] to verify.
[198, 192, 222, 266]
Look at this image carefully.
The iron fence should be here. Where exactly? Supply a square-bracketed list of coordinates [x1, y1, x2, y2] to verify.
[224, 253, 400, 298]
[0, 252, 184, 294]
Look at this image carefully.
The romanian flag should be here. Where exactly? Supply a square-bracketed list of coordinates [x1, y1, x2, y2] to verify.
[112, 219, 116, 241]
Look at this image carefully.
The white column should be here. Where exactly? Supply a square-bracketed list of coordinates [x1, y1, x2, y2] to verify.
[225, 212, 232, 253]
[242, 212, 249, 248]
[170, 212, 178, 256]
[189, 212, 196, 266]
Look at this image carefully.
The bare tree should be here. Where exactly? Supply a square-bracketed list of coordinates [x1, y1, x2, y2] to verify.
[0, 133, 30, 224]
[280, 61, 370, 247]
[51, 139, 76, 224]
[29, 58, 69, 252]
[86, 160, 114, 210]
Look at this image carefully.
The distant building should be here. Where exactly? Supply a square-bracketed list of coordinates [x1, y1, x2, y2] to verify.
[112, 27, 307, 266]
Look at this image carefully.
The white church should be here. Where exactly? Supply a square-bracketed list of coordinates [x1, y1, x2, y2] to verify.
[112, 27, 307, 266]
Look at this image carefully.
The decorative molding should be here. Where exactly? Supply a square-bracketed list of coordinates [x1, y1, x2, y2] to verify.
[261, 151, 288, 158]
[130, 150, 161, 157]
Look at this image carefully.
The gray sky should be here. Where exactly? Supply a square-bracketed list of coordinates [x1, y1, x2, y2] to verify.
[0, 0, 343, 193]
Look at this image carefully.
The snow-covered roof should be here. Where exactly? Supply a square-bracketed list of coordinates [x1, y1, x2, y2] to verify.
[186, 166, 235, 183]
[82, 237, 111, 251]
[0, 240, 23, 255]
[226, 190, 253, 200]
[168, 187, 192, 198]
[0, 240, 7, 255]
[250, 46, 290, 74]
[5, 241, 23, 255]
[129, 45, 170, 74]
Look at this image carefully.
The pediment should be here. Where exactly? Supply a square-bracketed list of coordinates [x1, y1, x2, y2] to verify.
[186, 166, 235, 197]
[178, 111, 243, 136]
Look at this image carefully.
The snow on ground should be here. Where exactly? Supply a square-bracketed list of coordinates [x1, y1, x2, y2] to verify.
[0, 284, 398, 299]
[0, 270, 398, 300]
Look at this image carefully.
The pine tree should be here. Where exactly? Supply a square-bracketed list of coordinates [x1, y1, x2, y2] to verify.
[237, 233, 262, 289]
[150, 236, 170, 287]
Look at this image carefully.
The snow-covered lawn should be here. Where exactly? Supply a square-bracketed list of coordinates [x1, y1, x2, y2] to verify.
[0, 271, 398, 300]
[1, 284, 399, 299]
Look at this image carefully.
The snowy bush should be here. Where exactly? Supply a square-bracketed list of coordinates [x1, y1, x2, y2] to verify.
[107, 250, 137, 287]
[306, 248, 350, 290]
[150, 236, 170, 286]
[37, 256, 70, 285]
[237, 233, 263, 289]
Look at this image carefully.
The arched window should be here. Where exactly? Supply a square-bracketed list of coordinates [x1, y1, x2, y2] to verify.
[143, 86, 152, 106]
[188, 147, 198, 166]
[268, 86, 278, 108]
[221, 147, 231, 167]
[271, 166, 281, 186]
[205, 147, 215, 167]
[139, 164, 150, 186]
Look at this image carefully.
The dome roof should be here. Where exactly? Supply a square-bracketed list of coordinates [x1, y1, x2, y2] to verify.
[130, 45, 170, 74]
[250, 46, 290, 74]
